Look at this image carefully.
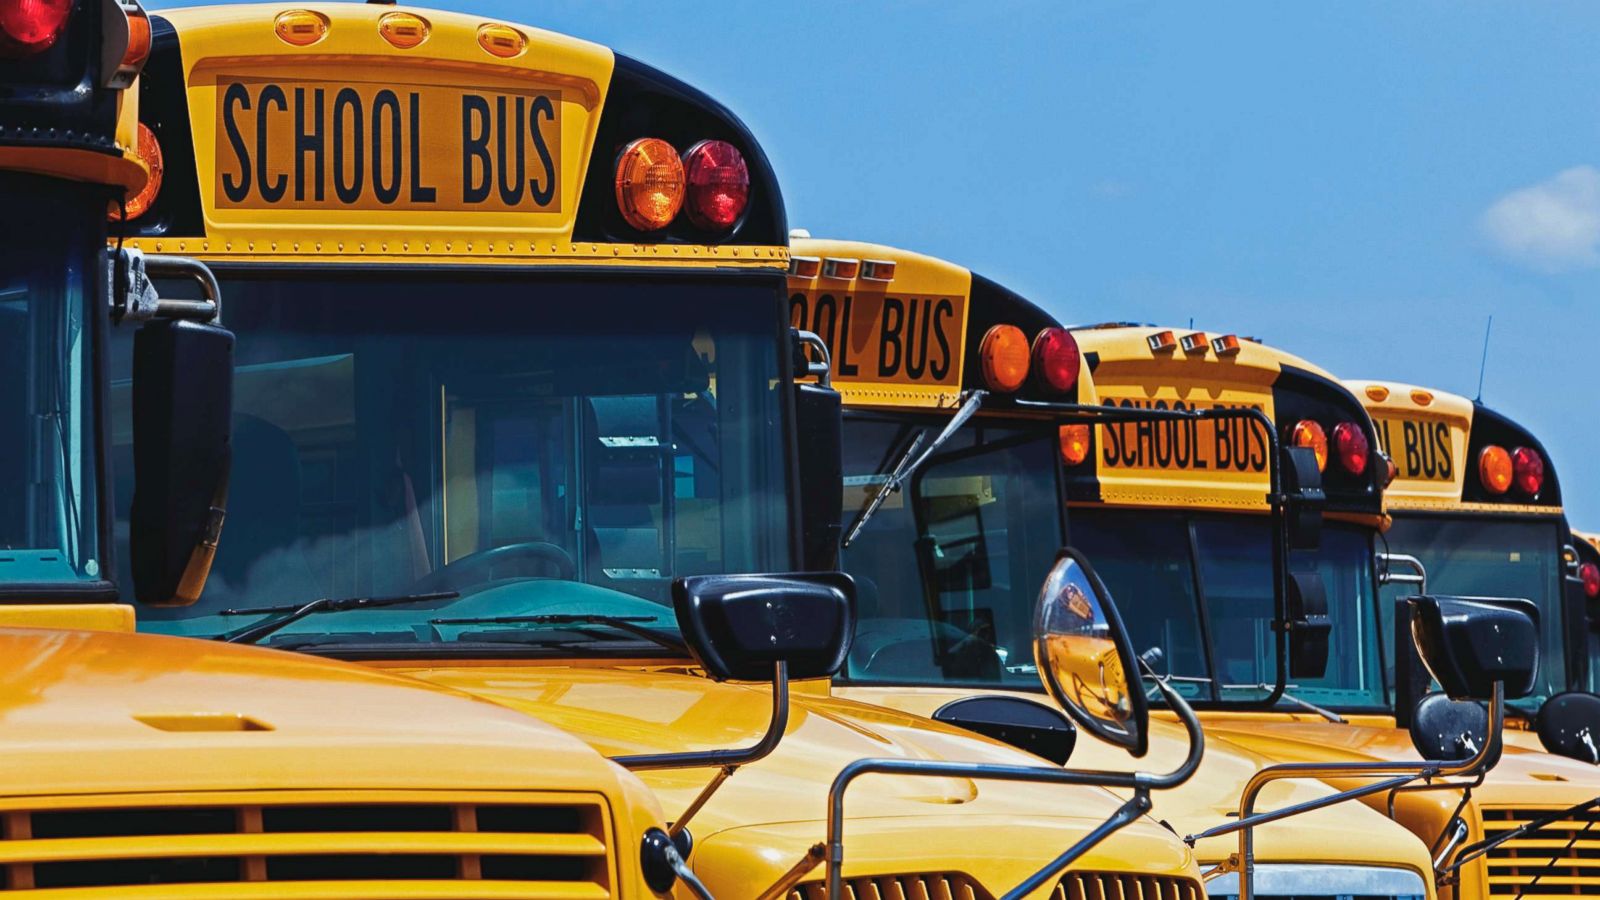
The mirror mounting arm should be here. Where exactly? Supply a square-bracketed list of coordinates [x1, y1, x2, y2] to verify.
[612, 661, 789, 838]
[1192, 682, 1503, 900]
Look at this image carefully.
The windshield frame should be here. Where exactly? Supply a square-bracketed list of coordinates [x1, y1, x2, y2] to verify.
[0, 173, 117, 602]
[128, 263, 801, 660]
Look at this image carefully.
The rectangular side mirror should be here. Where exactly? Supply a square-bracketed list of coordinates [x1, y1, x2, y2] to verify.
[130, 320, 234, 605]
[674, 572, 855, 681]
[1408, 595, 1539, 701]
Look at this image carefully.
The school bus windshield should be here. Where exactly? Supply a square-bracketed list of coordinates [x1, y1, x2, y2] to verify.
[1071, 510, 1389, 710]
[0, 175, 102, 589]
[113, 272, 792, 652]
[838, 415, 1064, 687]
[1378, 514, 1565, 708]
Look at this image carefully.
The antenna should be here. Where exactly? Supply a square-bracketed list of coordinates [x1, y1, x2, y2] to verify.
[1474, 315, 1494, 403]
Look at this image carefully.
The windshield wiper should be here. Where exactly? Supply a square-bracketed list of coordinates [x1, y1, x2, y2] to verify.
[843, 389, 986, 547]
[1225, 682, 1345, 723]
[217, 590, 460, 645]
[428, 613, 687, 654]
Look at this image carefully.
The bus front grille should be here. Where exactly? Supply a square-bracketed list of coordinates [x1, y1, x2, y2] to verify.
[1056, 872, 1204, 900]
[0, 791, 613, 898]
[1481, 806, 1600, 897]
[789, 872, 992, 899]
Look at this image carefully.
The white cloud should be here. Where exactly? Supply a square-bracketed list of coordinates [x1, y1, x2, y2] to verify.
[1480, 165, 1600, 273]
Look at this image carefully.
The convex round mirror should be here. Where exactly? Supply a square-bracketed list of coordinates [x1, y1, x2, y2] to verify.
[1033, 548, 1149, 757]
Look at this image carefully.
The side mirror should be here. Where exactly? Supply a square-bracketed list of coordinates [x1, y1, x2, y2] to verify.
[130, 319, 234, 606]
[1537, 692, 1600, 764]
[933, 695, 1077, 766]
[1408, 595, 1539, 701]
[1286, 569, 1331, 679]
[793, 329, 844, 572]
[673, 571, 855, 682]
[1281, 445, 1324, 551]
[1034, 548, 1149, 757]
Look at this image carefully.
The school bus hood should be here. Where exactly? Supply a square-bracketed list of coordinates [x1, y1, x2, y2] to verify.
[398, 666, 1159, 835]
[0, 627, 643, 797]
[834, 686, 1436, 876]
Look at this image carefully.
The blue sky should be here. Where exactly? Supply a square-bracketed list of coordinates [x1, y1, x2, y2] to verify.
[154, 1, 1600, 519]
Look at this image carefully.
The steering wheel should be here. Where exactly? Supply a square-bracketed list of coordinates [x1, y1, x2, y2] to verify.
[414, 541, 577, 594]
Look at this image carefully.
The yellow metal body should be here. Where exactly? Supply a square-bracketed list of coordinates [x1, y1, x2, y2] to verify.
[97, 7, 1209, 897]
[793, 238, 1438, 895]
[1071, 338, 1600, 899]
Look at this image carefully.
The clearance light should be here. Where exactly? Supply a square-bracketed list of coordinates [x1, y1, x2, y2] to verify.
[789, 256, 821, 279]
[0, 0, 69, 57]
[1032, 327, 1080, 393]
[1478, 445, 1512, 495]
[614, 138, 684, 231]
[1211, 334, 1242, 356]
[1332, 421, 1368, 476]
[822, 258, 860, 280]
[1383, 454, 1398, 487]
[1291, 420, 1328, 472]
[274, 9, 328, 46]
[1059, 424, 1091, 466]
[861, 259, 897, 282]
[1147, 330, 1177, 353]
[683, 140, 749, 230]
[1365, 385, 1389, 402]
[1582, 562, 1600, 599]
[1410, 389, 1434, 407]
[1179, 332, 1207, 353]
[477, 22, 525, 58]
[980, 324, 1030, 393]
[1512, 446, 1545, 497]
[109, 123, 163, 221]
[378, 11, 429, 48]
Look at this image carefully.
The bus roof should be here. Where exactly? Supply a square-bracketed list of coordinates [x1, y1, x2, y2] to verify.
[1069, 325, 1383, 517]
[1346, 378, 1562, 513]
[119, 2, 786, 269]
[788, 236, 1062, 408]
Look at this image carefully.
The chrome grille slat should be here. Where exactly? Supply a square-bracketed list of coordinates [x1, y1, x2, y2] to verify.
[791, 873, 989, 900]
[1481, 806, 1600, 897]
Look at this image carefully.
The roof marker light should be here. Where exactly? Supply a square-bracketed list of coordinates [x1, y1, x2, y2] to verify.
[1032, 328, 1081, 393]
[274, 9, 328, 45]
[979, 325, 1030, 393]
[1179, 332, 1208, 353]
[614, 138, 684, 231]
[477, 22, 526, 57]
[822, 258, 860, 280]
[1410, 389, 1434, 407]
[1291, 420, 1328, 472]
[789, 256, 821, 279]
[1512, 446, 1545, 497]
[1332, 421, 1368, 476]
[1147, 330, 1177, 353]
[378, 11, 429, 48]
[1365, 385, 1389, 402]
[1211, 334, 1241, 356]
[1478, 445, 1512, 495]
[860, 259, 897, 282]
[1059, 424, 1091, 466]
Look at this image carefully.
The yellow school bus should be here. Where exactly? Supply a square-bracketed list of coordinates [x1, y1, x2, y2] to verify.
[0, 3, 707, 897]
[1047, 330, 1600, 900]
[790, 237, 1441, 900]
[1353, 383, 1600, 743]
[102, 4, 1207, 896]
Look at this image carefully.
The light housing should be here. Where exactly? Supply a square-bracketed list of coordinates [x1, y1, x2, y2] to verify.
[860, 259, 896, 282]
[1211, 334, 1241, 356]
[1582, 562, 1600, 599]
[1031, 327, 1080, 394]
[979, 325, 1030, 393]
[1478, 445, 1512, 495]
[682, 140, 749, 231]
[1331, 421, 1368, 476]
[477, 22, 525, 58]
[789, 256, 821, 279]
[378, 11, 429, 48]
[1058, 424, 1091, 466]
[1179, 331, 1207, 353]
[614, 138, 685, 232]
[1146, 330, 1177, 353]
[1291, 420, 1328, 472]
[1511, 446, 1544, 497]
[821, 258, 860, 280]
[0, 0, 71, 58]
[109, 122, 163, 221]
[104, 0, 152, 89]
[274, 9, 328, 46]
